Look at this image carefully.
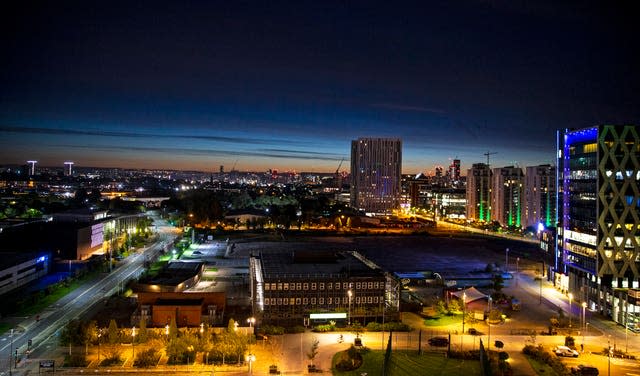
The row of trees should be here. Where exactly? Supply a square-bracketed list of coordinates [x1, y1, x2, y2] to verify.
[60, 318, 251, 367]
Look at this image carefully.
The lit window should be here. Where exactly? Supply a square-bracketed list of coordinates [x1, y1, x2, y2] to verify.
[311, 297, 316, 305]
[296, 298, 301, 305]
[290, 298, 295, 305]
[319, 298, 324, 305]
[311, 283, 316, 290]
[283, 283, 289, 290]
[277, 283, 282, 290]
[320, 283, 325, 290]
[303, 283, 309, 290]
[303, 298, 308, 304]
[296, 283, 302, 290]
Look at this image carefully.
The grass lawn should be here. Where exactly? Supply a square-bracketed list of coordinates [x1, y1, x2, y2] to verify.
[423, 314, 462, 327]
[332, 350, 480, 376]
[525, 355, 559, 376]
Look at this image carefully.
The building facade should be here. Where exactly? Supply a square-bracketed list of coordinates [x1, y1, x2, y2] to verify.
[350, 138, 402, 215]
[250, 250, 399, 327]
[524, 164, 557, 229]
[491, 166, 524, 227]
[559, 125, 640, 327]
[466, 163, 492, 222]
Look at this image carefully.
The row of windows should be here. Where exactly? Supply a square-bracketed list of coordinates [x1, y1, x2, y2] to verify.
[264, 295, 382, 306]
[264, 281, 383, 291]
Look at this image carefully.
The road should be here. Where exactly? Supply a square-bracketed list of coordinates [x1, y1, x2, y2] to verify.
[0, 213, 178, 375]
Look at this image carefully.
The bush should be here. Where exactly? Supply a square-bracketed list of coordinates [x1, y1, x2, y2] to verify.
[365, 321, 411, 332]
[260, 325, 285, 335]
[64, 354, 88, 367]
[134, 348, 160, 368]
[285, 325, 305, 334]
[312, 324, 335, 332]
[565, 336, 575, 348]
[522, 344, 569, 375]
[334, 346, 363, 371]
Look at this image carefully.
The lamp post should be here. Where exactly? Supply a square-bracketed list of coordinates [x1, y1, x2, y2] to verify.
[165, 324, 169, 342]
[581, 302, 587, 351]
[515, 257, 520, 287]
[505, 248, 509, 272]
[200, 322, 205, 336]
[131, 327, 136, 362]
[608, 336, 611, 376]
[246, 353, 256, 375]
[462, 292, 467, 335]
[348, 289, 353, 325]
[247, 317, 255, 330]
[568, 293, 573, 328]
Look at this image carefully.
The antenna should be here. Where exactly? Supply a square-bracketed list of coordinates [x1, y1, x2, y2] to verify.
[483, 151, 497, 167]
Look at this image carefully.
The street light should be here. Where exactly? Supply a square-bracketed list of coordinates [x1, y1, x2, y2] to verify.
[515, 257, 520, 287]
[581, 302, 587, 351]
[246, 353, 256, 375]
[348, 289, 353, 325]
[505, 248, 509, 272]
[132, 326, 136, 361]
[568, 293, 573, 328]
[165, 324, 170, 342]
[247, 317, 255, 329]
[462, 292, 467, 335]
[608, 336, 611, 376]
[200, 322, 205, 335]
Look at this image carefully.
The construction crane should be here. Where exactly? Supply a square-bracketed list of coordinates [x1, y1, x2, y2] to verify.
[335, 157, 345, 189]
[484, 151, 497, 167]
[231, 159, 239, 172]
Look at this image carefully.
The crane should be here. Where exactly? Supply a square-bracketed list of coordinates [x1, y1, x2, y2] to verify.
[484, 151, 497, 167]
[335, 157, 345, 189]
[231, 159, 239, 172]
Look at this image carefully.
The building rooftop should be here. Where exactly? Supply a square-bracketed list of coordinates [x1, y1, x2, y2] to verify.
[259, 250, 382, 279]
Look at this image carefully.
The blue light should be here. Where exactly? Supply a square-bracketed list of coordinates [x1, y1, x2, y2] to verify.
[37, 256, 46, 262]
[537, 222, 545, 233]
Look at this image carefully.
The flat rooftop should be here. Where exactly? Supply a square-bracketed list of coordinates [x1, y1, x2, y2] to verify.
[259, 250, 382, 279]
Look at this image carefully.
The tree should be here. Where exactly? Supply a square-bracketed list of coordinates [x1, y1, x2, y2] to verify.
[169, 316, 178, 340]
[227, 318, 237, 333]
[350, 322, 364, 338]
[108, 319, 119, 344]
[138, 316, 148, 343]
[306, 337, 320, 366]
[493, 274, 504, 292]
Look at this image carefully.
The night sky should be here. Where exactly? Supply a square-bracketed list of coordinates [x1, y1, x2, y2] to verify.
[1, 1, 638, 173]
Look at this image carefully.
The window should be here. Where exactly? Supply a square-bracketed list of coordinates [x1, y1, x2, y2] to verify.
[283, 283, 289, 290]
[271, 298, 276, 305]
[356, 282, 361, 289]
[356, 297, 360, 304]
[343, 297, 347, 304]
[277, 283, 282, 290]
[283, 298, 288, 305]
[319, 283, 325, 290]
[264, 299, 269, 305]
[328, 297, 332, 305]
[368, 282, 373, 289]
[368, 296, 373, 303]
[327, 282, 332, 290]
[335, 282, 341, 290]
[311, 283, 317, 290]
[296, 283, 302, 290]
[277, 298, 282, 305]
[343, 282, 348, 289]
[374, 296, 378, 303]
[296, 298, 301, 305]
[303, 298, 308, 304]
[311, 297, 316, 305]
[319, 298, 324, 305]
[265, 284, 270, 291]
[271, 283, 276, 290]
[290, 298, 295, 305]
[303, 283, 308, 290]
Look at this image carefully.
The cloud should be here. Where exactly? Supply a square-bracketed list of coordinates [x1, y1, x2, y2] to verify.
[371, 103, 446, 114]
[0, 125, 301, 146]
[53, 143, 344, 162]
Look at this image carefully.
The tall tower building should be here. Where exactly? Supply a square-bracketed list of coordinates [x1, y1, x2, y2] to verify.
[466, 163, 492, 221]
[559, 125, 640, 323]
[449, 159, 461, 184]
[350, 138, 402, 215]
[524, 164, 556, 228]
[491, 166, 524, 227]
[64, 161, 74, 176]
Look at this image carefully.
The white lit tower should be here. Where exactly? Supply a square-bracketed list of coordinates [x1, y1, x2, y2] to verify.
[64, 161, 74, 176]
[26, 160, 37, 176]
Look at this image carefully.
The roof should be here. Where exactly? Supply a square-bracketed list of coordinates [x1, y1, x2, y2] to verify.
[450, 286, 487, 303]
[154, 298, 204, 306]
[259, 251, 383, 280]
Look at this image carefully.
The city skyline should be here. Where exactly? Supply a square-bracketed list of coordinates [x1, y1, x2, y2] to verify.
[1, 1, 638, 173]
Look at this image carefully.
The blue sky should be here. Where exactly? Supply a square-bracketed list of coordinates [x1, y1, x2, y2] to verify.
[1, 1, 638, 173]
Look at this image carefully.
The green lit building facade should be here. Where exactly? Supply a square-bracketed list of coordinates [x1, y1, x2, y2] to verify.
[466, 163, 492, 222]
[492, 166, 524, 227]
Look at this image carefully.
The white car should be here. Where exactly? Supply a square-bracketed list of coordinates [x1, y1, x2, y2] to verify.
[555, 345, 579, 357]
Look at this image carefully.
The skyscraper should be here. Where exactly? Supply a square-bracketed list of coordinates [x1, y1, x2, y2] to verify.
[466, 163, 492, 222]
[558, 125, 640, 323]
[524, 164, 556, 228]
[350, 138, 402, 215]
[491, 166, 524, 227]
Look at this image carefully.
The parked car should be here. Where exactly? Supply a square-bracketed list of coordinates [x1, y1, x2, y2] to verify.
[428, 337, 449, 347]
[555, 345, 579, 357]
[570, 364, 599, 375]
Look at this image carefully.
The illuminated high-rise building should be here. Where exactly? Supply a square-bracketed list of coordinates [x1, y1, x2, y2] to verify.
[449, 158, 461, 184]
[466, 163, 492, 221]
[26, 160, 37, 176]
[64, 161, 74, 176]
[558, 125, 640, 324]
[523, 164, 556, 228]
[350, 138, 402, 215]
[491, 166, 524, 227]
